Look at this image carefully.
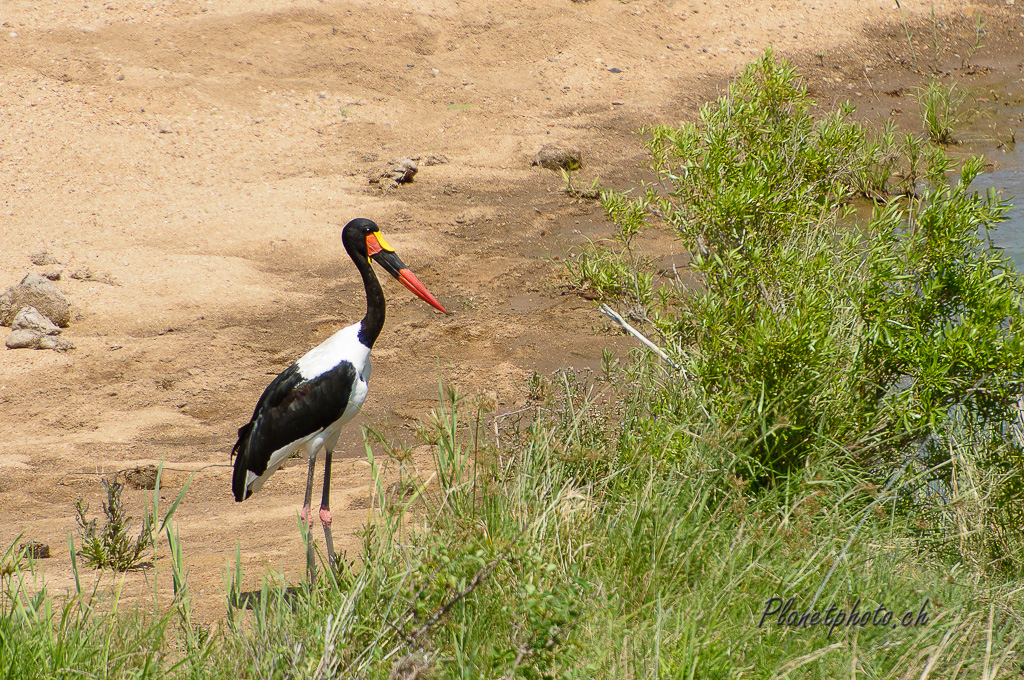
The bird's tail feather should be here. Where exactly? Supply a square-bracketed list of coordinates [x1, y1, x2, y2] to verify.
[231, 423, 254, 502]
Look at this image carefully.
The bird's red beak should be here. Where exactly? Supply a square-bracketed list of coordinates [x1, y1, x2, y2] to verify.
[367, 233, 448, 314]
[397, 268, 447, 314]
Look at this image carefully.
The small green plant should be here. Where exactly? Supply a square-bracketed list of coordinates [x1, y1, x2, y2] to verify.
[559, 168, 602, 200]
[894, 0, 918, 67]
[527, 370, 547, 401]
[963, 12, 987, 70]
[853, 125, 952, 199]
[853, 120, 901, 199]
[74, 479, 153, 571]
[0, 540, 22, 581]
[562, 242, 653, 305]
[917, 77, 967, 144]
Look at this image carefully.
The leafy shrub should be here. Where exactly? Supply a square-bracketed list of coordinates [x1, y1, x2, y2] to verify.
[600, 50, 1024, 508]
[640, 48, 863, 260]
[74, 479, 152, 571]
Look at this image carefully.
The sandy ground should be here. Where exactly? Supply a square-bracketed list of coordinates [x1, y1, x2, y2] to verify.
[1, 0, 1022, 622]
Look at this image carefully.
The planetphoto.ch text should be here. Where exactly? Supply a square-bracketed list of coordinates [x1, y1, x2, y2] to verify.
[758, 597, 930, 638]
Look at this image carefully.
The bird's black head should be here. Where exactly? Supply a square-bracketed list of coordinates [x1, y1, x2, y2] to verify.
[340, 218, 447, 314]
[342, 218, 381, 258]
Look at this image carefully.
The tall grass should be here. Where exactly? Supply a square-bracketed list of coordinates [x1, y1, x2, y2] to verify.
[0, 464, 203, 679]
[3, 374, 1024, 677]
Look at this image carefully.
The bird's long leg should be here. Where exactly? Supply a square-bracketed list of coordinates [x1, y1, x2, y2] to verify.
[302, 442, 320, 583]
[300, 445, 319, 528]
[319, 445, 336, 566]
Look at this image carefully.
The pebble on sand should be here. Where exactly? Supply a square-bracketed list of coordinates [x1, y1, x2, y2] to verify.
[533, 143, 583, 171]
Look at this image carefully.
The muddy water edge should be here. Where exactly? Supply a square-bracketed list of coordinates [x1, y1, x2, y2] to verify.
[966, 93, 1024, 267]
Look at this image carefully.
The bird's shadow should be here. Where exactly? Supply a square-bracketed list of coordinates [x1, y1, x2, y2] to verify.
[228, 585, 306, 611]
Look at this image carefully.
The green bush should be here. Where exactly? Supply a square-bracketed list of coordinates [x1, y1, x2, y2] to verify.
[639, 48, 863, 259]
[74, 479, 153, 572]
[601, 50, 1024, 508]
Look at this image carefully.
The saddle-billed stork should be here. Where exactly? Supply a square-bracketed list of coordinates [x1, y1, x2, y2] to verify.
[231, 218, 446, 567]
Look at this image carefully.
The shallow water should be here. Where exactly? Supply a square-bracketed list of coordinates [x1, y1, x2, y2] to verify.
[971, 142, 1024, 270]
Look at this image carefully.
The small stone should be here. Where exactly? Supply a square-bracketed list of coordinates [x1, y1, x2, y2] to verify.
[533, 143, 583, 171]
[38, 335, 75, 352]
[70, 267, 119, 286]
[607, 67, 622, 73]
[0, 273, 71, 327]
[421, 154, 449, 166]
[19, 540, 50, 559]
[369, 158, 418, 187]
[6, 329, 43, 349]
[348, 495, 372, 510]
[388, 158, 418, 183]
[41, 267, 62, 281]
[12, 307, 61, 336]
[124, 464, 160, 490]
[29, 250, 58, 266]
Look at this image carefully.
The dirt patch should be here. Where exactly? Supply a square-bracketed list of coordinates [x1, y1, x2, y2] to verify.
[0, 0, 1022, 622]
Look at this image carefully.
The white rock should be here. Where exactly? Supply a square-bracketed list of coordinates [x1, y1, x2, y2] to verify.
[38, 336, 75, 352]
[12, 306, 61, 336]
[6, 329, 43, 349]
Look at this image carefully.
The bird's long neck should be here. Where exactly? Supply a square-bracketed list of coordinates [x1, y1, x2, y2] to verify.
[354, 252, 385, 348]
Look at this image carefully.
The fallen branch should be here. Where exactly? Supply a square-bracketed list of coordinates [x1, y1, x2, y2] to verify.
[598, 304, 687, 377]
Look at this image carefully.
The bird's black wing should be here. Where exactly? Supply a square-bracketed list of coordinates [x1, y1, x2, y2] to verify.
[231, 363, 303, 461]
[232, 362, 357, 501]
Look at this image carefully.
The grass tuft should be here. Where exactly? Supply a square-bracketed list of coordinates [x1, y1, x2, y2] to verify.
[917, 77, 967, 145]
[74, 478, 153, 572]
